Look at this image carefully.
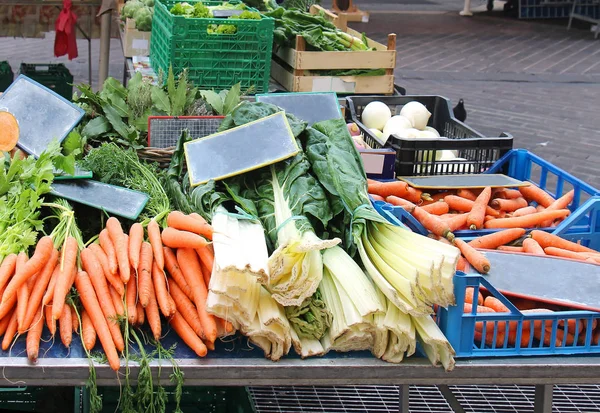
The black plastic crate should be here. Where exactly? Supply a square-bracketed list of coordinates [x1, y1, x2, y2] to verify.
[19, 63, 73, 100]
[347, 95, 513, 177]
[0, 61, 13, 92]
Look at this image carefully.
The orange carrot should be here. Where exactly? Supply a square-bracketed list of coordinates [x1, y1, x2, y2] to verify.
[513, 206, 537, 217]
[177, 248, 217, 344]
[421, 201, 450, 216]
[147, 220, 165, 271]
[494, 188, 522, 199]
[0, 307, 15, 337]
[468, 228, 526, 250]
[467, 186, 492, 230]
[484, 215, 496, 223]
[152, 262, 175, 318]
[189, 213, 208, 225]
[42, 264, 60, 307]
[45, 304, 56, 336]
[497, 245, 525, 252]
[484, 209, 570, 229]
[52, 237, 79, 321]
[444, 195, 499, 217]
[109, 286, 124, 317]
[169, 310, 208, 357]
[531, 230, 597, 253]
[544, 247, 596, 263]
[510, 309, 554, 334]
[196, 244, 214, 275]
[454, 238, 491, 274]
[107, 217, 130, 284]
[167, 211, 214, 241]
[136, 301, 145, 326]
[14, 252, 28, 333]
[200, 261, 211, 288]
[465, 287, 484, 306]
[456, 188, 478, 201]
[81, 248, 125, 352]
[71, 305, 79, 333]
[22, 249, 58, 332]
[464, 303, 505, 334]
[145, 282, 161, 340]
[484, 296, 510, 313]
[0, 254, 17, 293]
[540, 189, 575, 227]
[126, 273, 137, 325]
[167, 278, 204, 339]
[385, 195, 416, 213]
[59, 303, 72, 348]
[99, 229, 118, 276]
[519, 185, 555, 208]
[164, 247, 192, 300]
[491, 197, 528, 212]
[89, 244, 123, 297]
[536, 205, 546, 212]
[443, 213, 469, 232]
[138, 242, 153, 308]
[412, 206, 454, 241]
[368, 180, 422, 203]
[456, 256, 468, 272]
[2, 236, 53, 305]
[26, 305, 44, 362]
[1, 309, 18, 350]
[522, 238, 545, 255]
[75, 271, 120, 371]
[161, 227, 209, 250]
[128, 223, 144, 271]
[81, 310, 96, 351]
[369, 194, 385, 202]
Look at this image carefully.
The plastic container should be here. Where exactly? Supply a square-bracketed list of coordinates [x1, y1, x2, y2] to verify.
[0, 61, 13, 92]
[150, 0, 274, 93]
[18, 63, 73, 101]
[346, 95, 513, 177]
[373, 149, 600, 241]
[437, 271, 600, 358]
[519, 0, 600, 19]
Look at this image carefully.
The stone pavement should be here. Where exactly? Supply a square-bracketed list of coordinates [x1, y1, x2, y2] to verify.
[1, 5, 599, 188]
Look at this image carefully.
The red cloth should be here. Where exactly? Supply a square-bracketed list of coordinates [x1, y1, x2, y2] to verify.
[54, 0, 78, 60]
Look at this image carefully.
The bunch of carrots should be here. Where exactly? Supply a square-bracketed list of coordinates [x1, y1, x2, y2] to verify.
[0, 210, 231, 368]
[463, 287, 600, 348]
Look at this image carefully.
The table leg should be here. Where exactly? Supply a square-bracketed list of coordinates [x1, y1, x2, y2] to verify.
[534, 384, 553, 413]
[460, 0, 473, 16]
[98, 11, 112, 88]
[398, 384, 409, 413]
[438, 385, 466, 413]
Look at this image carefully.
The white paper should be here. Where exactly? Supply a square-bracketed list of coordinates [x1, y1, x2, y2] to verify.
[132, 39, 149, 50]
[361, 153, 385, 175]
[312, 77, 356, 93]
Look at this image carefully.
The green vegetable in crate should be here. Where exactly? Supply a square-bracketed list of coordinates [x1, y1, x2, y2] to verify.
[144, 0, 154, 6]
[133, 6, 154, 31]
[234, 10, 261, 19]
[170, 1, 194, 15]
[193, 1, 212, 17]
[121, 0, 145, 20]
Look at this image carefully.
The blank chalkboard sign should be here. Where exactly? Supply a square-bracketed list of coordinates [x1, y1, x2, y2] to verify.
[400, 174, 527, 189]
[0, 75, 84, 158]
[184, 112, 299, 187]
[51, 180, 149, 220]
[255, 92, 342, 125]
[53, 166, 93, 180]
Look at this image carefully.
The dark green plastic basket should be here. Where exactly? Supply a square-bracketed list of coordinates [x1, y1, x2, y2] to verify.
[0, 61, 13, 92]
[150, 0, 274, 93]
[19, 63, 73, 101]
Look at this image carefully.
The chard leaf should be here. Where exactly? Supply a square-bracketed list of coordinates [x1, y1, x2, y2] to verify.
[151, 86, 172, 114]
[81, 116, 110, 138]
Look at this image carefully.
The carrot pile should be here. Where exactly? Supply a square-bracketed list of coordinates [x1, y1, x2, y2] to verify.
[463, 287, 600, 348]
[0, 211, 231, 367]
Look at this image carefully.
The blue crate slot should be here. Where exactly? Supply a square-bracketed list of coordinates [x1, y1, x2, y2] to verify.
[552, 196, 600, 251]
[372, 199, 426, 234]
[438, 272, 600, 358]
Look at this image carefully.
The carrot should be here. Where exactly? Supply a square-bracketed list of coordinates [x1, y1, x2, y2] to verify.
[456, 188, 478, 201]
[14, 252, 29, 333]
[75, 271, 120, 371]
[465, 287, 484, 306]
[1, 309, 18, 350]
[45, 304, 56, 336]
[497, 245, 525, 252]
[59, 303, 72, 348]
[21, 249, 58, 332]
[52, 237, 79, 321]
[145, 282, 161, 340]
[368, 180, 420, 202]
[522, 238, 545, 255]
[484, 215, 495, 223]
[168, 278, 204, 339]
[494, 189, 522, 199]
[2, 236, 53, 306]
[531, 230, 597, 253]
[128, 223, 144, 271]
[519, 185, 555, 208]
[99, 229, 118, 276]
[464, 303, 505, 334]
[168, 211, 214, 241]
[89, 244, 123, 297]
[126, 273, 137, 325]
[369, 194, 385, 202]
[540, 189, 575, 227]
[26, 305, 44, 362]
[107, 217, 130, 284]
[177, 248, 217, 344]
[456, 256, 468, 272]
[189, 213, 208, 225]
[71, 305, 79, 333]
[109, 286, 125, 317]
[454, 238, 491, 274]
[148, 220, 165, 271]
[412, 206, 454, 241]
[484, 296, 510, 313]
[161, 227, 210, 250]
[163, 247, 192, 300]
[137, 242, 153, 308]
[152, 262, 175, 318]
[508, 309, 554, 334]
[444, 195, 499, 217]
[468, 228, 526, 250]
[0, 307, 14, 337]
[491, 197, 528, 212]
[136, 301, 145, 326]
[543, 247, 596, 264]
[513, 206, 537, 217]
[385, 196, 416, 213]
[81, 248, 125, 352]
[42, 264, 60, 307]
[169, 310, 208, 357]
[421, 201, 450, 216]
[443, 213, 469, 232]
[0, 254, 17, 293]
[81, 310, 97, 351]
[536, 205, 546, 212]
[196, 244, 214, 275]
[200, 261, 211, 288]
[467, 186, 492, 230]
[558, 318, 583, 335]
[484, 209, 570, 229]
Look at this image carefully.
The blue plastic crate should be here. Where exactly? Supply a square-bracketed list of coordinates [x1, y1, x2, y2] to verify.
[374, 149, 600, 242]
[519, 0, 600, 19]
[437, 272, 600, 358]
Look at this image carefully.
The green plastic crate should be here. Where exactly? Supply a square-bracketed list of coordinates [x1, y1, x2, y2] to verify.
[0, 61, 14, 92]
[150, 0, 274, 93]
[19, 63, 73, 101]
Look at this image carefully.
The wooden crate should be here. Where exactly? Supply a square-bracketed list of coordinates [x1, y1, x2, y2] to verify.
[270, 5, 396, 94]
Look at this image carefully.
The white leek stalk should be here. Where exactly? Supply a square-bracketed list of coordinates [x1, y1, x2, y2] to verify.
[412, 315, 456, 371]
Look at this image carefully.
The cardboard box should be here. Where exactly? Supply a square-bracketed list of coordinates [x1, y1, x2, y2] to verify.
[359, 148, 396, 180]
[123, 19, 151, 58]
